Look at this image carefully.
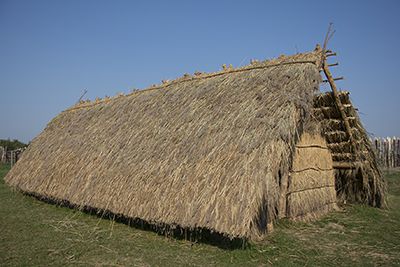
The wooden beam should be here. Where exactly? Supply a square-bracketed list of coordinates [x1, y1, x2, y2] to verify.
[322, 54, 356, 153]
[322, 76, 344, 83]
[328, 62, 339, 67]
[332, 162, 357, 169]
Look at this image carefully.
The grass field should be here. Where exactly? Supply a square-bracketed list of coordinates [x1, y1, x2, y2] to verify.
[1, 164, 399, 266]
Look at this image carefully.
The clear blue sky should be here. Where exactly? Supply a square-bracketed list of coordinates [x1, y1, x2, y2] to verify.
[1, 0, 399, 143]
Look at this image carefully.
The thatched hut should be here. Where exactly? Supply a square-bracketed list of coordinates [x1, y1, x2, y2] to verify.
[4, 46, 385, 241]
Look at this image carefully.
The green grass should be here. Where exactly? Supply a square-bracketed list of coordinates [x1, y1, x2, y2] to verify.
[1, 164, 399, 266]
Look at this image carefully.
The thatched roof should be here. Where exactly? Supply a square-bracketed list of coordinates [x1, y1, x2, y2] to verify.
[5, 48, 324, 240]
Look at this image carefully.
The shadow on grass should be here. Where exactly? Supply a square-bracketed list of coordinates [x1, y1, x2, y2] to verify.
[24, 192, 248, 250]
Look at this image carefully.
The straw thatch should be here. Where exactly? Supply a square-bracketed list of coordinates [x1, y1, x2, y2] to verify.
[4, 46, 384, 241]
[314, 91, 386, 207]
[285, 132, 337, 220]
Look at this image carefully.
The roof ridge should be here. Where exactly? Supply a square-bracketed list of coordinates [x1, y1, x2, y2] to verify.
[65, 48, 323, 113]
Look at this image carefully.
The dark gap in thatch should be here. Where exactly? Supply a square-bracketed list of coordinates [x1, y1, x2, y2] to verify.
[254, 196, 269, 235]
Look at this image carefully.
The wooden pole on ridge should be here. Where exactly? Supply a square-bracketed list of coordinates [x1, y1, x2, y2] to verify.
[321, 23, 356, 152]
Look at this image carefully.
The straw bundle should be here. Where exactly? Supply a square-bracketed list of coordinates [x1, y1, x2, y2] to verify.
[286, 132, 337, 220]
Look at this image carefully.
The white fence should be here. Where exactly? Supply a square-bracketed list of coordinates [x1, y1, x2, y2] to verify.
[372, 137, 400, 169]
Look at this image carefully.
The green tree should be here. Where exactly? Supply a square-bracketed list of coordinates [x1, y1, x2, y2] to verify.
[0, 139, 27, 150]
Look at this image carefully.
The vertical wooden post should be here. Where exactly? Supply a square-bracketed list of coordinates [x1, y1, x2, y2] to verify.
[0, 146, 3, 164]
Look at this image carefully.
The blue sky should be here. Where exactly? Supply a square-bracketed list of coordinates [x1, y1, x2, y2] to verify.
[0, 0, 399, 143]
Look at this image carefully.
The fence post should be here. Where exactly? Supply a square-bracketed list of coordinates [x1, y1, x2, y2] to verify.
[372, 137, 400, 169]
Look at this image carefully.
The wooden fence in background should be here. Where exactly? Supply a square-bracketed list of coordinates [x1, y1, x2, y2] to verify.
[372, 137, 400, 169]
[0, 146, 26, 166]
